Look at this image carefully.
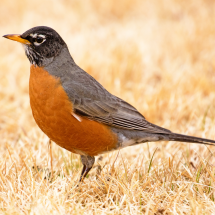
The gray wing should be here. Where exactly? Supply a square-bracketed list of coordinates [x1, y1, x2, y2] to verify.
[61, 66, 171, 134]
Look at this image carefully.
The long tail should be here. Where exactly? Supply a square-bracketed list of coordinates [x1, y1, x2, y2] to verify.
[168, 133, 215, 146]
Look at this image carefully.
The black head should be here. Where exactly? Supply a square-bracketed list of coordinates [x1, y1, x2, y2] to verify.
[3, 26, 67, 66]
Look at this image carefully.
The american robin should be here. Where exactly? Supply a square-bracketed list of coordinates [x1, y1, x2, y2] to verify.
[3, 26, 215, 181]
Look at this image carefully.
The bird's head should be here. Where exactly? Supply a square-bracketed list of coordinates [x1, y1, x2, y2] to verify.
[3, 26, 66, 66]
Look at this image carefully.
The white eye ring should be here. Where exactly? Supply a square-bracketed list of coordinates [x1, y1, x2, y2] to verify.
[34, 38, 46, 46]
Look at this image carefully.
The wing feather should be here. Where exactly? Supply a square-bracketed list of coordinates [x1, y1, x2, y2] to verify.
[61, 67, 171, 134]
[74, 98, 171, 134]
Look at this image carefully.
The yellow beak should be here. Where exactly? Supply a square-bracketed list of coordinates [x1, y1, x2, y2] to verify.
[3, 34, 31, 45]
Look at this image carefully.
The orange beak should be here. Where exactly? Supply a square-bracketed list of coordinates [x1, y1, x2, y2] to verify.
[3, 34, 31, 45]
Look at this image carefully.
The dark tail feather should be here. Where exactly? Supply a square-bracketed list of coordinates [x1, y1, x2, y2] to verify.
[168, 133, 215, 146]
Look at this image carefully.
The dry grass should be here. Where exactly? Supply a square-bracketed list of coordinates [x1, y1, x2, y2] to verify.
[1, 0, 215, 214]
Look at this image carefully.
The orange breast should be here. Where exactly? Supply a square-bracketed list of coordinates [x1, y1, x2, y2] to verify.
[29, 65, 118, 156]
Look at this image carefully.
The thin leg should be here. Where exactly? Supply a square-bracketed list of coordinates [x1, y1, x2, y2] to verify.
[79, 164, 86, 182]
[49, 139, 53, 178]
[79, 155, 95, 182]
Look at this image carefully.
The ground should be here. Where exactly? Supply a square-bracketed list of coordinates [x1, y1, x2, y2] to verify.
[0, 0, 215, 214]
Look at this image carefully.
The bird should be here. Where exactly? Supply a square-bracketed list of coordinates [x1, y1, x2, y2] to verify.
[3, 26, 215, 182]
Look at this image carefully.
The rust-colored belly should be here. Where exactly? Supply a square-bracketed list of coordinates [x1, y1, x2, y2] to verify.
[29, 65, 117, 156]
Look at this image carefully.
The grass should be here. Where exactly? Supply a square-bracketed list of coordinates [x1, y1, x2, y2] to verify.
[1, 0, 215, 214]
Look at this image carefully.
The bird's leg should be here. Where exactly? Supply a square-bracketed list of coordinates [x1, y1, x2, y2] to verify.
[80, 164, 86, 177]
[79, 155, 95, 182]
[49, 139, 53, 179]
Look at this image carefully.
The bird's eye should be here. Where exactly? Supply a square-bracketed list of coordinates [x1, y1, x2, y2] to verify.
[36, 37, 44, 43]
[33, 37, 46, 46]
